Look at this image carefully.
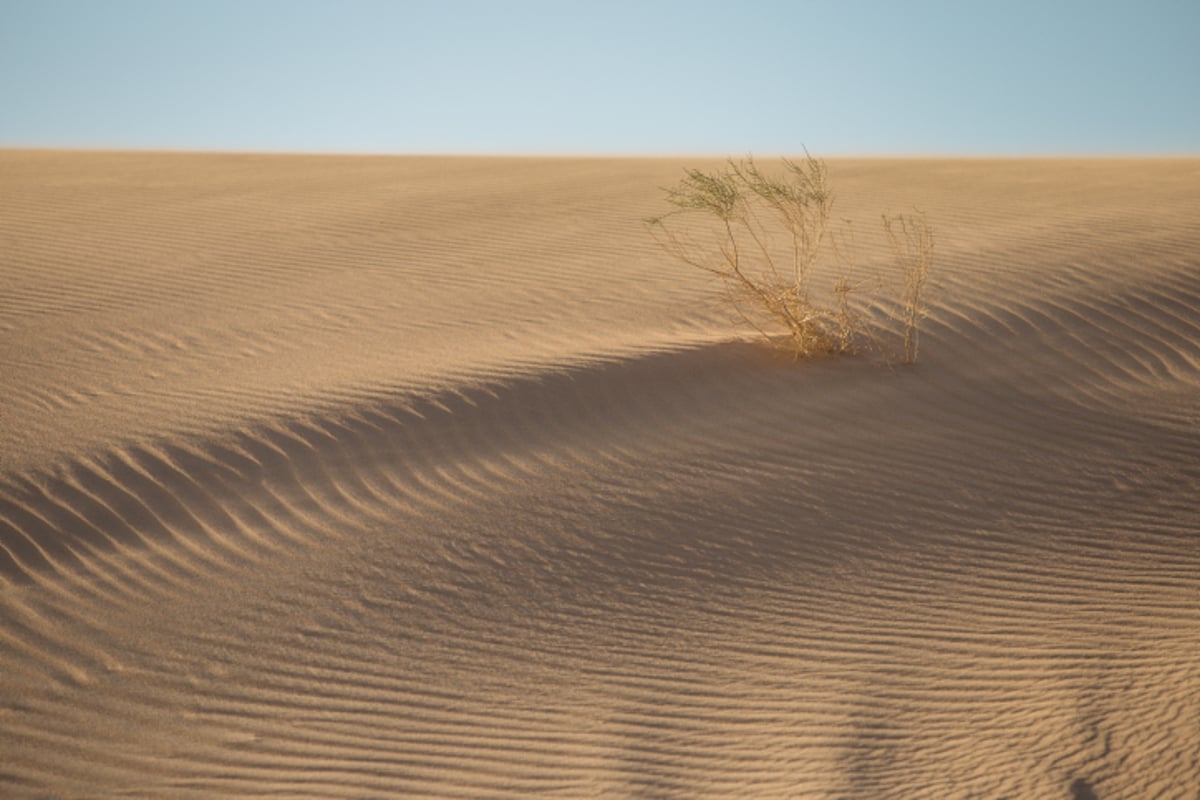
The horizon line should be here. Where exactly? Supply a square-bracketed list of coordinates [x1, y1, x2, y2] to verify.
[5, 144, 1200, 160]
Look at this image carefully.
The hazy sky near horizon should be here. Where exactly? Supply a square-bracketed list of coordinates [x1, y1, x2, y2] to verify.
[3, 0, 1198, 155]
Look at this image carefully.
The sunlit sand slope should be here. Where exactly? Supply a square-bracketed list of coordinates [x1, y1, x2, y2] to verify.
[2, 152, 1199, 798]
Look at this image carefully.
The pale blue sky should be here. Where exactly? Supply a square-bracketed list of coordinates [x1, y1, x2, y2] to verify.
[2, 0, 1198, 155]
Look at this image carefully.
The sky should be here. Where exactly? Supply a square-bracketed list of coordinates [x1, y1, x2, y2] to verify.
[2, 0, 1198, 156]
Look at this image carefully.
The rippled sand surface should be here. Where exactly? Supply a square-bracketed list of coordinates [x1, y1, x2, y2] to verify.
[2, 152, 1199, 798]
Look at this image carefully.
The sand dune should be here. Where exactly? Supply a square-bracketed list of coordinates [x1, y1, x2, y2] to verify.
[2, 151, 1199, 798]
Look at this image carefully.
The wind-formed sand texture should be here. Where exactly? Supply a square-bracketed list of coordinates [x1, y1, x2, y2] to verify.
[2, 152, 1199, 798]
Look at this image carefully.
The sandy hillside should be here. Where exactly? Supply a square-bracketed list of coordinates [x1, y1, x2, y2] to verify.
[1, 151, 1199, 799]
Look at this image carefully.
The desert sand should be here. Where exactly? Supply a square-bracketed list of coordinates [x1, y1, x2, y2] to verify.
[1, 151, 1198, 798]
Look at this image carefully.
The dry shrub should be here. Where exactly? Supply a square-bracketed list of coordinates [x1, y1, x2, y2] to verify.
[884, 212, 934, 365]
[647, 155, 933, 364]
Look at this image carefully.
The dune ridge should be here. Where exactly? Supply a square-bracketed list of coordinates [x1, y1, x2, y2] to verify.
[1, 151, 1199, 798]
